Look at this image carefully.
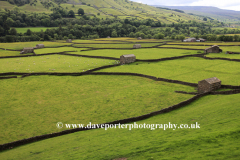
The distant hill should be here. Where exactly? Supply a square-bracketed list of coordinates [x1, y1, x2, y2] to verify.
[152, 5, 240, 22]
[0, 0, 207, 23]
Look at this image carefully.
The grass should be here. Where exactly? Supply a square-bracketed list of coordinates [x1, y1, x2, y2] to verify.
[207, 53, 240, 59]
[67, 48, 201, 59]
[0, 55, 115, 73]
[0, 42, 71, 50]
[0, 75, 193, 144]
[219, 46, 240, 52]
[73, 43, 161, 48]
[0, 94, 239, 159]
[98, 57, 240, 86]
[14, 27, 58, 34]
[0, 39, 239, 159]
[160, 45, 210, 49]
[94, 37, 169, 43]
[0, 49, 21, 57]
[167, 42, 240, 46]
[0, 0, 205, 23]
[34, 47, 85, 54]
[72, 40, 127, 43]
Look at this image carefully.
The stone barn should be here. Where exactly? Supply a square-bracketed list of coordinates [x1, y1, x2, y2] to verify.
[137, 37, 142, 40]
[36, 44, 44, 49]
[66, 39, 72, 43]
[183, 38, 196, 42]
[20, 47, 35, 54]
[198, 77, 221, 93]
[205, 45, 222, 54]
[120, 54, 136, 64]
[133, 44, 141, 49]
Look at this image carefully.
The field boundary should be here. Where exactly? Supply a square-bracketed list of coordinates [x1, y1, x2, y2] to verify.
[0, 71, 198, 87]
[0, 51, 205, 62]
[0, 92, 210, 151]
[136, 53, 205, 62]
[158, 47, 204, 50]
[200, 56, 240, 62]
[165, 44, 240, 47]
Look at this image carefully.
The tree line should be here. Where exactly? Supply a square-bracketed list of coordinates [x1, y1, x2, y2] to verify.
[1, 7, 239, 42]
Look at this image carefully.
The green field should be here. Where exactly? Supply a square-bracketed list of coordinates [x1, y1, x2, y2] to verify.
[98, 57, 240, 86]
[14, 27, 58, 33]
[0, 75, 193, 144]
[0, 39, 239, 159]
[207, 52, 240, 59]
[160, 45, 208, 49]
[0, 41, 71, 50]
[0, 94, 239, 159]
[167, 42, 240, 46]
[73, 43, 161, 48]
[0, 55, 115, 73]
[67, 48, 201, 59]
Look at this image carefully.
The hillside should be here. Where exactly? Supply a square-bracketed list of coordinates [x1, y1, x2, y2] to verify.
[0, 0, 206, 23]
[153, 5, 240, 23]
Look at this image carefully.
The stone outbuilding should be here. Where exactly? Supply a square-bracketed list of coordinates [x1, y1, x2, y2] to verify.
[66, 39, 72, 43]
[137, 37, 142, 40]
[107, 36, 110, 38]
[133, 44, 141, 49]
[198, 38, 206, 42]
[36, 44, 44, 49]
[183, 38, 196, 42]
[198, 77, 221, 93]
[205, 45, 222, 54]
[20, 47, 35, 54]
[120, 54, 136, 65]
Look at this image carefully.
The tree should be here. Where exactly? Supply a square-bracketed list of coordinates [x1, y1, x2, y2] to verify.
[78, 8, 84, 16]
[154, 33, 164, 39]
[9, 28, 17, 35]
[233, 35, 239, 42]
[68, 10, 75, 18]
[26, 29, 32, 36]
[111, 29, 117, 37]
[124, 18, 130, 24]
[6, 17, 14, 27]
[68, 34, 73, 39]
[129, 32, 135, 37]
[203, 17, 207, 21]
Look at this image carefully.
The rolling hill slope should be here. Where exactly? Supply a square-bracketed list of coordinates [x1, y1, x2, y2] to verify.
[0, 0, 206, 23]
[153, 5, 240, 23]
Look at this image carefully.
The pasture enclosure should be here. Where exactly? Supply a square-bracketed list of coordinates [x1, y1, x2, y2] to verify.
[0, 38, 240, 159]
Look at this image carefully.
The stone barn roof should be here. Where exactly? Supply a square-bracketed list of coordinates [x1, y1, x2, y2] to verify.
[122, 54, 135, 58]
[204, 77, 221, 84]
[205, 45, 219, 50]
[133, 44, 141, 49]
[23, 47, 34, 49]
[184, 38, 196, 42]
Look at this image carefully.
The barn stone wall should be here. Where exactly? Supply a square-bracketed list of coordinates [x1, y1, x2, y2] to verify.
[120, 56, 136, 64]
[198, 80, 221, 93]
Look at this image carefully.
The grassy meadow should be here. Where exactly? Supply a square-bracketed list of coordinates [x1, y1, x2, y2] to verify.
[0, 75, 194, 144]
[0, 55, 115, 73]
[14, 27, 58, 33]
[98, 57, 240, 86]
[0, 41, 71, 50]
[67, 48, 201, 59]
[72, 43, 162, 48]
[0, 94, 239, 159]
[0, 39, 240, 159]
